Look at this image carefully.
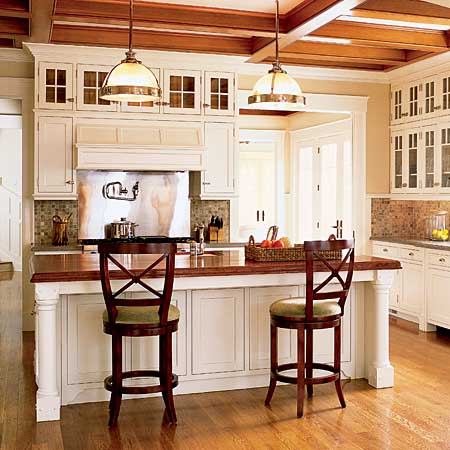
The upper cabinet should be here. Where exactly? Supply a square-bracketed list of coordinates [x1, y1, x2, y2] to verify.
[162, 69, 201, 115]
[38, 62, 74, 110]
[204, 71, 235, 116]
[76, 64, 118, 112]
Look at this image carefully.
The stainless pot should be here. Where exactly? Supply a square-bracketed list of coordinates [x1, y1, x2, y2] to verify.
[110, 217, 139, 239]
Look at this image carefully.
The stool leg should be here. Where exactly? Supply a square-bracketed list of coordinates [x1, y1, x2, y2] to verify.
[297, 326, 305, 418]
[334, 322, 346, 408]
[109, 334, 123, 427]
[160, 332, 177, 424]
[265, 323, 278, 406]
[306, 329, 313, 398]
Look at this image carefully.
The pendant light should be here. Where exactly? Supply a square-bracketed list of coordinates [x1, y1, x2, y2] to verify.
[248, 0, 305, 109]
[99, 0, 161, 103]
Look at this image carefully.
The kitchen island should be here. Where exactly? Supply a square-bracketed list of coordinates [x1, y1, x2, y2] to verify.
[30, 250, 400, 422]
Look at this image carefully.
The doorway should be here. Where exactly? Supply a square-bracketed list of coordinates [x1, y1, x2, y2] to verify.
[291, 118, 352, 242]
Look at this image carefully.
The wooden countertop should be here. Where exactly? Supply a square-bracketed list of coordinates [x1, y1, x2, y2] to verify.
[30, 250, 401, 284]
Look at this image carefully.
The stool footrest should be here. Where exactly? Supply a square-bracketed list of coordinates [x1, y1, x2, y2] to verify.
[274, 362, 339, 385]
[104, 370, 179, 395]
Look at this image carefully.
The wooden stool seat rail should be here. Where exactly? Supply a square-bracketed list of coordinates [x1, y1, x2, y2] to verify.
[265, 235, 355, 418]
[98, 242, 179, 427]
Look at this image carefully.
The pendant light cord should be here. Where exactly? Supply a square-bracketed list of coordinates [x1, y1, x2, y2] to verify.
[129, 0, 134, 54]
[275, 0, 279, 67]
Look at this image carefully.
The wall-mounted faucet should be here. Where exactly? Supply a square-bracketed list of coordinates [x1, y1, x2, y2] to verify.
[103, 181, 139, 201]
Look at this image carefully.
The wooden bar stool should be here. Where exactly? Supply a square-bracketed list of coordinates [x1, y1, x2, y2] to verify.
[98, 242, 179, 427]
[265, 235, 355, 418]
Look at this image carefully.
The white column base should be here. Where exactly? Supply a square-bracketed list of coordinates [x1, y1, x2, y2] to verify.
[368, 364, 394, 388]
[36, 395, 61, 422]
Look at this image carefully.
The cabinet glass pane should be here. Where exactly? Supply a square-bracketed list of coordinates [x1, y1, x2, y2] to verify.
[394, 135, 403, 189]
[56, 87, 66, 103]
[57, 70, 66, 86]
[98, 72, 107, 87]
[425, 130, 435, 188]
[442, 128, 450, 187]
[183, 93, 195, 109]
[84, 71, 96, 88]
[46, 69, 55, 85]
[220, 78, 228, 93]
[394, 90, 402, 120]
[443, 77, 450, 110]
[408, 133, 418, 188]
[84, 88, 96, 105]
[211, 94, 219, 109]
[46, 86, 55, 103]
[409, 86, 419, 117]
[170, 76, 182, 91]
[425, 81, 435, 114]
[183, 76, 195, 92]
[170, 92, 182, 108]
[211, 78, 219, 93]
[220, 95, 229, 110]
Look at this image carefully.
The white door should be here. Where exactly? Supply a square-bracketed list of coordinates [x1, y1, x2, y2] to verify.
[37, 116, 74, 194]
[192, 288, 245, 374]
[293, 120, 352, 242]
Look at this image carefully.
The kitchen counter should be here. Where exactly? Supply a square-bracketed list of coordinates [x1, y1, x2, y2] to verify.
[31, 249, 399, 422]
[371, 236, 450, 251]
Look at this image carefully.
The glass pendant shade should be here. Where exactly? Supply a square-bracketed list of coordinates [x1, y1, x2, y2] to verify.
[100, 55, 161, 102]
[248, 65, 305, 109]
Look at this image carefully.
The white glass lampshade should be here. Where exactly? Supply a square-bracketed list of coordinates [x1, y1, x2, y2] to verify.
[100, 58, 161, 102]
[248, 65, 306, 109]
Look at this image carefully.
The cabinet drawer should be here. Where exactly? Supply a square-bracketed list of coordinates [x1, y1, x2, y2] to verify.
[398, 247, 424, 263]
[427, 251, 450, 269]
[372, 243, 398, 258]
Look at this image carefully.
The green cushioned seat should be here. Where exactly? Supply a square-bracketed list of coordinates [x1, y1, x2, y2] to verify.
[103, 305, 180, 325]
[270, 297, 341, 319]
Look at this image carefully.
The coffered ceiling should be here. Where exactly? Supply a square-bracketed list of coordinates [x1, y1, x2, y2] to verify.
[1, 0, 450, 72]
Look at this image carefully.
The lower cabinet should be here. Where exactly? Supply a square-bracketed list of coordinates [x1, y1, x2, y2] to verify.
[399, 261, 425, 316]
[192, 288, 245, 374]
[427, 267, 450, 328]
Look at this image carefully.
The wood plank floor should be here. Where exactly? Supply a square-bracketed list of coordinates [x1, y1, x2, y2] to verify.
[1, 273, 450, 450]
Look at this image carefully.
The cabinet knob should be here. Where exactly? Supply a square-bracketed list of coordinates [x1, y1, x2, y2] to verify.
[434, 105, 442, 110]
[401, 112, 409, 117]
[155, 101, 170, 106]
[203, 103, 211, 108]
[67, 98, 74, 103]
[66, 180, 75, 185]
[202, 182, 211, 185]
[408, 252, 414, 256]
[439, 257, 446, 263]
[383, 248, 388, 252]
[402, 183, 408, 187]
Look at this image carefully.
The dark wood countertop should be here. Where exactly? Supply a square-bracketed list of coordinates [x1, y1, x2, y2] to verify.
[30, 250, 401, 284]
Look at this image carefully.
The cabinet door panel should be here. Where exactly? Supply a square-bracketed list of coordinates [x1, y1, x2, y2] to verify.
[202, 122, 235, 195]
[163, 70, 201, 114]
[427, 268, 450, 327]
[37, 116, 74, 194]
[249, 286, 298, 370]
[400, 261, 424, 315]
[38, 62, 73, 110]
[192, 288, 244, 374]
[129, 291, 187, 376]
[67, 294, 113, 385]
[204, 72, 235, 116]
[391, 130, 404, 192]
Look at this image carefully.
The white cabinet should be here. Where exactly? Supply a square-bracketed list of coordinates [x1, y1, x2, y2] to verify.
[400, 261, 425, 316]
[189, 122, 236, 199]
[36, 116, 74, 198]
[248, 286, 298, 370]
[76, 64, 117, 112]
[162, 69, 201, 115]
[427, 262, 450, 328]
[391, 85, 406, 125]
[129, 291, 187, 376]
[192, 288, 245, 374]
[37, 62, 74, 110]
[204, 72, 235, 116]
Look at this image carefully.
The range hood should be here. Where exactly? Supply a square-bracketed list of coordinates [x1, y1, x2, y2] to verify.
[75, 121, 205, 171]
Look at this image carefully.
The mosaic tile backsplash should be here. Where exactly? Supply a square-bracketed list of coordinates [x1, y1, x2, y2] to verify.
[34, 199, 230, 244]
[34, 200, 79, 245]
[371, 198, 450, 239]
[190, 199, 230, 242]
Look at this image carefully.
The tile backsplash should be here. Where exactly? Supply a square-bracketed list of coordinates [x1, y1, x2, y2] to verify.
[371, 198, 450, 238]
[34, 200, 78, 245]
[34, 198, 230, 244]
[190, 199, 230, 242]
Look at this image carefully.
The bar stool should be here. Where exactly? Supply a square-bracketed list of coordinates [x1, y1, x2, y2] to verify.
[98, 242, 179, 427]
[265, 235, 355, 418]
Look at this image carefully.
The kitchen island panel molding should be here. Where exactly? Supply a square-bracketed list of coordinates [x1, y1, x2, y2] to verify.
[31, 251, 399, 422]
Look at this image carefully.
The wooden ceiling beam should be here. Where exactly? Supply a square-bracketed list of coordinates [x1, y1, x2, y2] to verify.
[0, 37, 14, 47]
[279, 51, 403, 66]
[0, 16, 28, 35]
[266, 56, 385, 70]
[310, 21, 449, 52]
[51, 24, 253, 55]
[52, 0, 283, 38]
[247, 0, 368, 63]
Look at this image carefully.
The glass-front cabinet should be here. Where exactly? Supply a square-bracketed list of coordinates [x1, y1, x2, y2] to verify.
[408, 81, 421, 120]
[38, 62, 74, 110]
[162, 69, 201, 114]
[406, 129, 420, 191]
[423, 125, 438, 191]
[391, 85, 406, 125]
[391, 129, 404, 191]
[76, 64, 117, 111]
[438, 123, 450, 192]
[204, 72, 235, 116]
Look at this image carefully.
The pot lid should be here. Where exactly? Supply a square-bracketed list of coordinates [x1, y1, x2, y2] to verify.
[112, 217, 134, 225]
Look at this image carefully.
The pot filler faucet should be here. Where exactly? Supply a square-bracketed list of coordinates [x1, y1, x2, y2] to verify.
[103, 181, 139, 201]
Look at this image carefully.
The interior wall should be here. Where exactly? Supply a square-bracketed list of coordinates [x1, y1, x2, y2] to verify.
[288, 112, 351, 130]
[239, 75, 390, 195]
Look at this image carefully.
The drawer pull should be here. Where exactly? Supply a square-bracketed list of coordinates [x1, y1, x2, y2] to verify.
[439, 258, 446, 262]
[408, 252, 414, 256]
[383, 248, 388, 252]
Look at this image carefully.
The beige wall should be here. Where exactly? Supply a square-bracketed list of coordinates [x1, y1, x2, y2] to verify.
[239, 75, 390, 194]
[0, 61, 33, 79]
[288, 112, 350, 130]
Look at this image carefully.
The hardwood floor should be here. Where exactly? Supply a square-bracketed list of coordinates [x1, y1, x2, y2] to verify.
[1, 273, 450, 450]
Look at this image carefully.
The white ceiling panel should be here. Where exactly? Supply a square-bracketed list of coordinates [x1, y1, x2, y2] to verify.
[139, 0, 303, 14]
